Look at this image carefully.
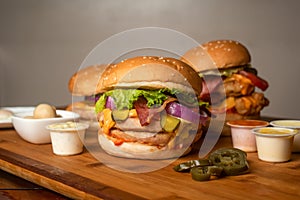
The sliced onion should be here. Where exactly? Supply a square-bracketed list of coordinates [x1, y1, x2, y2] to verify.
[105, 96, 116, 109]
[85, 95, 101, 103]
[166, 102, 203, 124]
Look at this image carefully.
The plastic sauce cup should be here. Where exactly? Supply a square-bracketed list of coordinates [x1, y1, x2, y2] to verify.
[270, 120, 300, 152]
[252, 127, 298, 162]
[47, 121, 89, 156]
[227, 120, 269, 152]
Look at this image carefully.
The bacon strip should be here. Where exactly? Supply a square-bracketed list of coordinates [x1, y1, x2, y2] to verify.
[200, 76, 223, 102]
[239, 70, 269, 91]
[133, 97, 177, 126]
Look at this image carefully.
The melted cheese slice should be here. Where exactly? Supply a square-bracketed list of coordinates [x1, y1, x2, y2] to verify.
[210, 97, 236, 113]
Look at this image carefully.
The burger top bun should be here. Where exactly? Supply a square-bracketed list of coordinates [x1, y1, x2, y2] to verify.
[98, 56, 202, 95]
[68, 64, 108, 96]
[182, 40, 251, 72]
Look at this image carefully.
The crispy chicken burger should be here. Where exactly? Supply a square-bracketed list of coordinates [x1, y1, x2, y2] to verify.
[95, 56, 209, 159]
[182, 40, 269, 123]
[67, 64, 108, 129]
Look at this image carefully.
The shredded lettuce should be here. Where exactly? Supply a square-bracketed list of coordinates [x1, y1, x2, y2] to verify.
[95, 88, 197, 113]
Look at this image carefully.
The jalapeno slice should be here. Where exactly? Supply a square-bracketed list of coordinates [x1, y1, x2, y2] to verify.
[208, 148, 249, 176]
[190, 167, 211, 181]
[190, 166, 224, 182]
[173, 159, 211, 172]
[206, 166, 223, 177]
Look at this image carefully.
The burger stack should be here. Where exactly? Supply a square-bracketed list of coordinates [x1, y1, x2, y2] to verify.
[68, 56, 210, 159]
[182, 39, 269, 134]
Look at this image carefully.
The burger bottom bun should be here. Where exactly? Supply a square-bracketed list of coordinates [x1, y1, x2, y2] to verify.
[98, 134, 193, 160]
[66, 101, 96, 120]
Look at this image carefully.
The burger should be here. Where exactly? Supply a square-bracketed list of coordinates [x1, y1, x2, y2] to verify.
[67, 64, 108, 129]
[181, 40, 269, 130]
[95, 56, 209, 159]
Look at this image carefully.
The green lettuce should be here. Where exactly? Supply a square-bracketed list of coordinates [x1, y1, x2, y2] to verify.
[95, 88, 197, 113]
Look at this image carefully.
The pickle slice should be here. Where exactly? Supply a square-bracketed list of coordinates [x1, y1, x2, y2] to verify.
[112, 109, 129, 121]
[161, 114, 180, 132]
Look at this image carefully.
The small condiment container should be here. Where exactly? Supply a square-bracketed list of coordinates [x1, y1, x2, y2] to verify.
[227, 120, 269, 152]
[46, 121, 89, 156]
[252, 127, 298, 162]
[270, 120, 300, 152]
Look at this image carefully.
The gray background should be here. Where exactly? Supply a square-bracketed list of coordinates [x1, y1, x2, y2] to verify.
[1, 0, 299, 118]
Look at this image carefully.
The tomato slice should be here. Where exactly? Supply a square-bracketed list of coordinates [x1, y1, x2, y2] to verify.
[239, 70, 269, 91]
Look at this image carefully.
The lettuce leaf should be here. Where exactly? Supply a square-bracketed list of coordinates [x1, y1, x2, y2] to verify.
[95, 88, 197, 113]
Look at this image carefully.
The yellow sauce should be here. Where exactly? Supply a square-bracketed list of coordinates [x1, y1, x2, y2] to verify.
[274, 121, 300, 127]
[258, 128, 293, 135]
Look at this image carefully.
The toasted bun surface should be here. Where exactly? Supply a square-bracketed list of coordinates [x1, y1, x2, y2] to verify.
[98, 56, 202, 95]
[182, 40, 251, 72]
[68, 64, 108, 96]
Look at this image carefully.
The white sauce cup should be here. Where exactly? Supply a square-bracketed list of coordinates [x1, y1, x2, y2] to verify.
[227, 120, 269, 152]
[270, 120, 300, 152]
[252, 127, 298, 162]
[47, 121, 89, 156]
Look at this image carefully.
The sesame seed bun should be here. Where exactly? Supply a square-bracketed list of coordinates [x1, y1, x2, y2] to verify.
[68, 64, 108, 96]
[182, 40, 251, 72]
[98, 56, 202, 95]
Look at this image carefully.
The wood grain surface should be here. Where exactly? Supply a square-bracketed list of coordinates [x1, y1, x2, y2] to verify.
[1, 127, 300, 200]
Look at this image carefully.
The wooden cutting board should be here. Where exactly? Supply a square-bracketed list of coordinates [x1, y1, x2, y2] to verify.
[1, 128, 300, 200]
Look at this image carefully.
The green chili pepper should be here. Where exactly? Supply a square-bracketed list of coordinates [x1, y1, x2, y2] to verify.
[190, 166, 224, 182]
[206, 166, 223, 177]
[208, 148, 249, 176]
[173, 148, 249, 182]
[173, 159, 211, 172]
[190, 167, 211, 181]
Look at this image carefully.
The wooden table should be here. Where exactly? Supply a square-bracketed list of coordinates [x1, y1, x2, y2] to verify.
[0, 169, 70, 199]
[1, 122, 300, 200]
